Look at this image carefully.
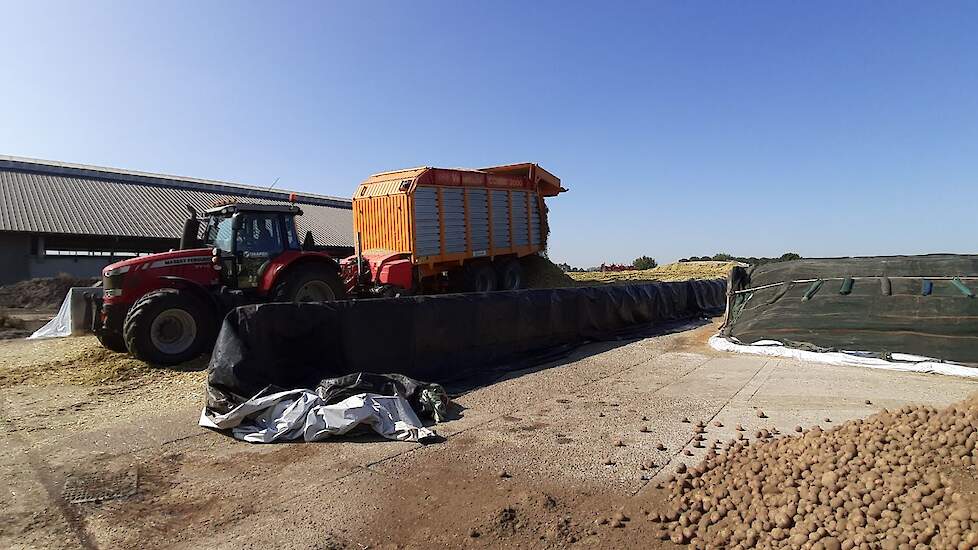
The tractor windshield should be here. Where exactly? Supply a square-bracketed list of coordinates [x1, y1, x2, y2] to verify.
[203, 216, 235, 251]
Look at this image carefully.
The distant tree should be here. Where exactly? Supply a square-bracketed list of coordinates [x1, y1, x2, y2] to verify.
[633, 256, 658, 270]
[678, 252, 802, 266]
[556, 262, 571, 272]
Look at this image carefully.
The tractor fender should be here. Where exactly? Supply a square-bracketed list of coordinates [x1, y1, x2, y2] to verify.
[259, 251, 341, 296]
[156, 276, 221, 315]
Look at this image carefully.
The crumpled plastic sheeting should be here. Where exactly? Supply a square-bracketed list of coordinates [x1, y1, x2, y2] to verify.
[29, 287, 103, 339]
[709, 335, 978, 378]
[199, 389, 438, 443]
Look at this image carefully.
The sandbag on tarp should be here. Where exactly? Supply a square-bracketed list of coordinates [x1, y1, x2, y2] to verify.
[205, 280, 727, 410]
[721, 254, 978, 365]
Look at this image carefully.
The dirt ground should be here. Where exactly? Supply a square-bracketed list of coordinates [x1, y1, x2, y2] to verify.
[2, 323, 977, 549]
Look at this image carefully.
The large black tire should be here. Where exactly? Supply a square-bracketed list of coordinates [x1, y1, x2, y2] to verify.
[458, 263, 496, 293]
[123, 289, 215, 365]
[272, 263, 346, 303]
[495, 258, 524, 291]
[96, 330, 127, 353]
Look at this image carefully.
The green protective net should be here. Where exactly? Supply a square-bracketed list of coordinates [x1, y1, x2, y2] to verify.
[721, 255, 978, 365]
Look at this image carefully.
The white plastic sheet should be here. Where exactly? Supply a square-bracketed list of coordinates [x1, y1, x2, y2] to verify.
[199, 389, 438, 443]
[29, 287, 103, 340]
[709, 335, 978, 378]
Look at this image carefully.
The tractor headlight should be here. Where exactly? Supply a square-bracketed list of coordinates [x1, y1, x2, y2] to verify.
[103, 265, 131, 277]
[103, 265, 130, 294]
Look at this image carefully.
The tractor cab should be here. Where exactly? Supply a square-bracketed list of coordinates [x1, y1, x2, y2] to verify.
[194, 202, 305, 290]
[199, 202, 303, 255]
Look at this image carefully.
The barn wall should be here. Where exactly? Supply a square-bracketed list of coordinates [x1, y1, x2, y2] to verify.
[27, 255, 112, 280]
[0, 233, 31, 284]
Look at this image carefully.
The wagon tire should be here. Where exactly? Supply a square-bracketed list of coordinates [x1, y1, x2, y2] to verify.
[123, 289, 214, 365]
[460, 263, 497, 293]
[272, 264, 346, 303]
[495, 258, 524, 291]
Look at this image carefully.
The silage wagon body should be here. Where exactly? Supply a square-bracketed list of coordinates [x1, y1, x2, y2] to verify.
[343, 163, 565, 293]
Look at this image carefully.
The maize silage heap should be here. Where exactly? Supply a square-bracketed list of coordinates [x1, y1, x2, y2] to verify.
[720, 254, 978, 365]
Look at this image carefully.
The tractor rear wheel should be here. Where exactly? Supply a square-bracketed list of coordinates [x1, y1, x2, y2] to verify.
[459, 263, 496, 293]
[123, 289, 214, 365]
[495, 258, 524, 291]
[272, 264, 346, 303]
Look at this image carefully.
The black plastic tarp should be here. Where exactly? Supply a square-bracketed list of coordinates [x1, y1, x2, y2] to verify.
[721, 254, 978, 364]
[206, 280, 726, 411]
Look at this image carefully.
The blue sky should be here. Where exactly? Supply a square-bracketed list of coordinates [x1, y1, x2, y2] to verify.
[2, 1, 976, 266]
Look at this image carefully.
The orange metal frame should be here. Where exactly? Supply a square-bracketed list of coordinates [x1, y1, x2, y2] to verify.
[352, 166, 557, 280]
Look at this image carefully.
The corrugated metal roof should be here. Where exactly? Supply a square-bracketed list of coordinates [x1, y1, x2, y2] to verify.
[0, 156, 353, 247]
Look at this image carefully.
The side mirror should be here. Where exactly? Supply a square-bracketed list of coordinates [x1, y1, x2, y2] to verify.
[229, 212, 244, 255]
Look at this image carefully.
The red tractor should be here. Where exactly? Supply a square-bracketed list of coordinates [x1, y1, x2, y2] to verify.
[92, 201, 347, 365]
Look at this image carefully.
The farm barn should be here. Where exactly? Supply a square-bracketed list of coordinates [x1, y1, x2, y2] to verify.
[0, 156, 353, 284]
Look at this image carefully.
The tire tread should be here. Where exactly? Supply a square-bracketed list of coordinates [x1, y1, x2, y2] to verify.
[123, 288, 212, 365]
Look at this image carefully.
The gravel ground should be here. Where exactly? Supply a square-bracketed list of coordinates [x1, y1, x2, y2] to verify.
[1, 323, 977, 549]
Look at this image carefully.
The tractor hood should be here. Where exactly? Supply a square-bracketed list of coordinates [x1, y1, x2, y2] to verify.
[102, 248, 214, 277]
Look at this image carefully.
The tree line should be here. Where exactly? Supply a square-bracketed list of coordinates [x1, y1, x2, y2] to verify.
[678, 252, 801, 265]
[556, 252, 802, 272]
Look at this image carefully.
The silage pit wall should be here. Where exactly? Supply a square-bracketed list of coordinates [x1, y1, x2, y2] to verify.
[206, 280, 727, 407]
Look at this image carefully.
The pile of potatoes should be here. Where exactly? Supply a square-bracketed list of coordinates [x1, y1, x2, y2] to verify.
[652, 397, 978, 549]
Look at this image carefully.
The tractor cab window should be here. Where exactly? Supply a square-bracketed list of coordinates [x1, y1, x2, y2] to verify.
[234, 212, 284, 290]
[236, 213, 284, 256]
[205, 216, 235, 251]
[283, 215, 301, 250]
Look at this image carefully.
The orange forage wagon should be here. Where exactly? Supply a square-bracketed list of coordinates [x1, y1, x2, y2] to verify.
[341, 163, 566, 296]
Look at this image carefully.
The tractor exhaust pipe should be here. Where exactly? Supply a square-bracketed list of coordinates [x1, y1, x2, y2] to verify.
[179, 205, 201, 250]
[355, 231, 364, 282]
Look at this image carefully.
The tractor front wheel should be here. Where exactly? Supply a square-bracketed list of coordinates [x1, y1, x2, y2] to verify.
[96, 330, 128, 353]
[123, 289, 214, 365]
[272, 264, 346, 303]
